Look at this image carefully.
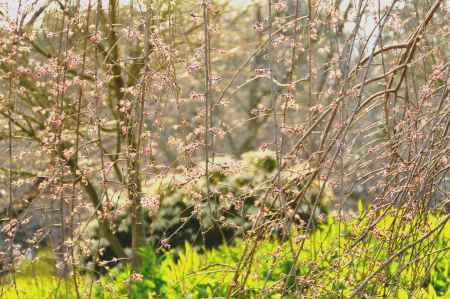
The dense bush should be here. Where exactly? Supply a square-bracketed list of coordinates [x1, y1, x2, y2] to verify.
[79, 151, 333, 271]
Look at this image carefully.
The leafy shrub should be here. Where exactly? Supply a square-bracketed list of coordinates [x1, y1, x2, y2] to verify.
[94, 213, 450, 298]
[3, 212, 448, 298]
[93, 247, 165, 299]
[80, 151, 333, 270]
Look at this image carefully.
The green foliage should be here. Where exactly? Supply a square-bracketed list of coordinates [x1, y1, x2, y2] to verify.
[94, 247, 165, 299]
[1, 276, 83, 299]
[1, 250, 91, 299]
[94, 214, 450, 298]
[4, 213, 449, 298]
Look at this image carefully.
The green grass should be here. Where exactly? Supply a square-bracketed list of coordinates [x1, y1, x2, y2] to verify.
[0, 249, 92, 299]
